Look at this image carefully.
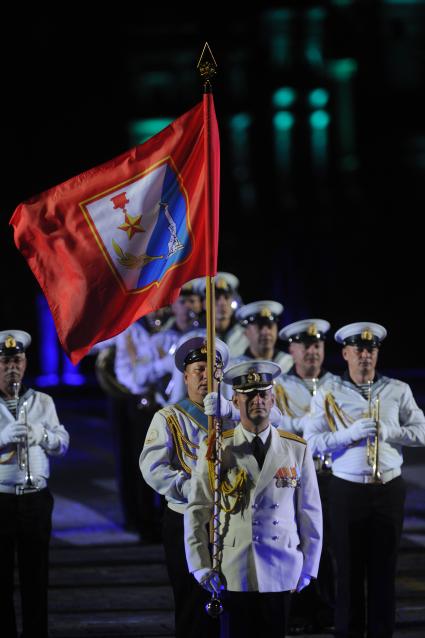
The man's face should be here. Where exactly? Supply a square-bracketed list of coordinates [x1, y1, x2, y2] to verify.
[215, 292, 233, 324]
[245, 322, 278, 352]
[184, 360, 209, 404]
[289, 341, 324, 370]
[233, 387, 275, 429]
[342, 345, 379, 377]
[0, 353, 27, 396]
[172, 294, 202, 325]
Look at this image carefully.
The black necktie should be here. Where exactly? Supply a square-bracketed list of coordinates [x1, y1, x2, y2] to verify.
[251, 436, 266, 470]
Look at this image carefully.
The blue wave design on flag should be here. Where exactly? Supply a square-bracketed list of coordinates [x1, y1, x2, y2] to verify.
[137, 164, 191, 288]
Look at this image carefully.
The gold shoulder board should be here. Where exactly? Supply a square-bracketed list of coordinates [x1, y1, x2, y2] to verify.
[222, 429, 235, 439]
[278, 429, 307, 445]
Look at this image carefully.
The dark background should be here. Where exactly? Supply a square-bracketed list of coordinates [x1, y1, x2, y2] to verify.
[1, 3, 424, 378]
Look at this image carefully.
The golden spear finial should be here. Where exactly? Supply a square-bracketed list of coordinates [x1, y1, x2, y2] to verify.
[197, 42, 217, 90]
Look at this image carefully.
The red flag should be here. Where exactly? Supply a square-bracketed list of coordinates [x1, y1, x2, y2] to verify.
[10, 96, 220, 363]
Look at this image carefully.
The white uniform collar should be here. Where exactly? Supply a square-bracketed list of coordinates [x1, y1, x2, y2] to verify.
[241, 424, 271, 444]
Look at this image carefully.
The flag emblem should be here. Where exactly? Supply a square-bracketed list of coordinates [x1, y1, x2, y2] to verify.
[83, 159, 192, 293]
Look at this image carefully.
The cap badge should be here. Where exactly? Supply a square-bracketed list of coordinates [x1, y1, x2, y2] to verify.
[247, 369, 261, 384]
[200, 343, 207, 354]
[260, 307, 272, 318]
[5, 336, 16, 348]
[216, 277, 229, 290]
[361, 329, 373, 341]
[307, 323, 318, 336]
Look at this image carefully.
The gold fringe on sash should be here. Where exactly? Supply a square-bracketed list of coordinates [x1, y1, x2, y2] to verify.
[164, 410, 199, 475]
[207, 459, 248, 514]
[274, 384, 295, 417]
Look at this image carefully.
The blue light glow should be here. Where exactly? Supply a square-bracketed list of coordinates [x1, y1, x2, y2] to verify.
[36, 295, 59, 386]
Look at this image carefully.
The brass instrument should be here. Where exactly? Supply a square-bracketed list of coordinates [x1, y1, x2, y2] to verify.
[366, 381, 382, 483]
[15, 392, 38, 494]
[311, 378, 332, 472]
[13, 381, 24, 469]
[12, 381, 20, 401]
[12, 381, 24, 470]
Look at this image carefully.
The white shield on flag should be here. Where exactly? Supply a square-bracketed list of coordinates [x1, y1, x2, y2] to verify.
[83, 161, 191, 293]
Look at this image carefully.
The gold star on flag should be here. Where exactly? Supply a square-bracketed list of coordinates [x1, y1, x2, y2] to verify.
[117, 213, 145, 240]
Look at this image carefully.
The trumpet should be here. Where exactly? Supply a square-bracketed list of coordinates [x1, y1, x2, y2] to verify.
[15, 391, 38, 494]
[366, 381, 382, 484]
[311, 378, 332, 473]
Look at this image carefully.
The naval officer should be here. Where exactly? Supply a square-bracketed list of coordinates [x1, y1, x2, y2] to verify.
[185, 360, 322, 638]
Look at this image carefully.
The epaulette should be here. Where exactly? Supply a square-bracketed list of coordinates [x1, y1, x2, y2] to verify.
[278, 429, 307, 445]
[222, 429, 235, 439]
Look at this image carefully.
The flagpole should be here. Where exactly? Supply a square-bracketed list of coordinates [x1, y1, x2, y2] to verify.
[197, 43, 223, 618]
[197, 42, 218, 410]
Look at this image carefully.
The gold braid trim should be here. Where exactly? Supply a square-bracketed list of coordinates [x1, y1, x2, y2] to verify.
[222, 429, 235, 439]
[164, 410, 199, 475]
[324, 393, 349, 432]
[207, 459, 248, 514]
[274, 384, 295, 417]
[278, 429, 306, 444]
[206, 427, 247, 514]
[0, 450, 16, 464]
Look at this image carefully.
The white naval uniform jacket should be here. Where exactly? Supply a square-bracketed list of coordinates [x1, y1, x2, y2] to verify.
[0, 388, 69, 492]
[274, 370, 338, 435]
[303, 374, 425, 482]
[184, 424, 323, 592]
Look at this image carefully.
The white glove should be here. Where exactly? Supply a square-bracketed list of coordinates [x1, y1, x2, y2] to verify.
[199, 570, 224, 595]
[27, 423, 46, 446]
[203, 392, 233, 419]
[347, 418, 376, 443]
[295, 571, 312, 592]
[0, 422, 27, 446]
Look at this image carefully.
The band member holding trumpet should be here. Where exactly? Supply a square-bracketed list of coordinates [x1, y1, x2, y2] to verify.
[303, 322, 425, 638]
[185, 360, 322, 638]
[276, 318, 337, 633]
[0, 330, 69, 638]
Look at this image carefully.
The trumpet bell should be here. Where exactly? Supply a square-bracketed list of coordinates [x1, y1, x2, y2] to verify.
[205, 595, 223, 618]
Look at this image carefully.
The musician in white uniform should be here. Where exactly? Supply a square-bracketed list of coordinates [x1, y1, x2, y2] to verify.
[220, 301, 292, 401]
[111, 281, 203, 540]
[185, 360, 322, 638]
[303, 322, 425, 638]
[198, 272, 248, 358]
[0, 330, 69, 638]
[275, 318, 334, 435]
[166, 273, 247, 404]
[277, 318, 336, 632]
[140, 335, 230, 638]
